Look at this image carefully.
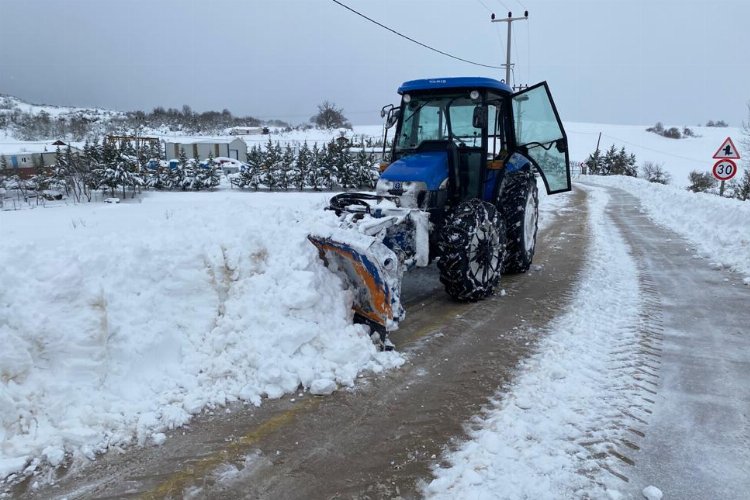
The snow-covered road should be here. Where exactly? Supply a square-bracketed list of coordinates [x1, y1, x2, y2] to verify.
[607, 188, 750, 499]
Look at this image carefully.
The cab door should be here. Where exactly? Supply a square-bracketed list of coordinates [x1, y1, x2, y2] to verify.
[511, 82, 571, 194]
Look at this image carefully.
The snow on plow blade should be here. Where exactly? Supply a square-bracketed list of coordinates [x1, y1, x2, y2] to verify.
[308, 233, 404, 333]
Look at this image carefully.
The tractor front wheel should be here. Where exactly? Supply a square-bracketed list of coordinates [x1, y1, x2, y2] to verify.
[437, 199, 506, 301]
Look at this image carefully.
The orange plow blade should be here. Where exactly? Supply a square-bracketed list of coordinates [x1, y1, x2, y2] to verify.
[308, 234, 404, 333]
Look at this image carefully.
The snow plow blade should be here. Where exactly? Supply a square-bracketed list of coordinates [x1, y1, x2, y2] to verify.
[308, 233, 404, 333]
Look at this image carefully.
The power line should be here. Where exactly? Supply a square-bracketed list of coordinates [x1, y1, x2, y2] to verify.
[475, 0, 494, 14]
[571, 130, 708, 164]
[493, 0, 513, 13]
[331, 0, 502, 70]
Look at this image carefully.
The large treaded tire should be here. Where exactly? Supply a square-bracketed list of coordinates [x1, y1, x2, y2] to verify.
[437, 199, 506, 301]
[500, 171, 539, 274]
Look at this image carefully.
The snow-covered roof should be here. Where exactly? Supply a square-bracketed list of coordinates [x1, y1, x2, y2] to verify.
[162, 136, 243, 145]
[0, 141, 78, 155]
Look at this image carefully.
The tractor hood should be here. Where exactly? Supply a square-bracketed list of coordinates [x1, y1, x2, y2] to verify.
[380, 151, 448, 191]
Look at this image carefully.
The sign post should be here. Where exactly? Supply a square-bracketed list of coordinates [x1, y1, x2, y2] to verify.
[712, 137, 741, 196]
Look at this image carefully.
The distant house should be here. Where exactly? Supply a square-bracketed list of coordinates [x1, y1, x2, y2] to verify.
[0, 140, 79, 178]
[163, 136, 247, 161]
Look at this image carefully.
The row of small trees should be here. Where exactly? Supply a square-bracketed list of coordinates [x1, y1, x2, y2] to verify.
[1, 136, 381, 206]
[0, 138, 223, 204]
[231, 139, 379, 191]
[584, 145, 638, 177]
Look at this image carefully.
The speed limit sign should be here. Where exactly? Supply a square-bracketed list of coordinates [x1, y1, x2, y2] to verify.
[713, 159, 737, 181]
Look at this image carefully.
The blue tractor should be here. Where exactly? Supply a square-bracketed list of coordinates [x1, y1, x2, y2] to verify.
[309, 77, 571, 345]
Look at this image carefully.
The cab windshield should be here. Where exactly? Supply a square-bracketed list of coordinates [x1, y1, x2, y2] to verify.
[396, 93, 481, 151]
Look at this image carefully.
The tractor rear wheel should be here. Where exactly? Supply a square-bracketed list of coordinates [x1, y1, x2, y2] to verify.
[500, 171, 539, 274]
[437, 199, 505, 301]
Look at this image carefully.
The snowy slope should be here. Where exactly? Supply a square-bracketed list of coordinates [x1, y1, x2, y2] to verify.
[0, 94, 123, 128]
[566, 122, 745, 188]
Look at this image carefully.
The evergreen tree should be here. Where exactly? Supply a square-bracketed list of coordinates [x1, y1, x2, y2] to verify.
[728, 168, 750, 201]
[170, 148, 188, 190]
[206, 151, 221, 188]
[584, 148, 602, 175]
[354, 149, 377, 188]
[277, 144, 295, 190]
[309, 143, 325, 191]
[262, 139, 281, 190]
[294, 142, 312, 190]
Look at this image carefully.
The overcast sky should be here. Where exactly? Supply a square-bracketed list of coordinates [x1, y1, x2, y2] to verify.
[1, 0, 748, 127]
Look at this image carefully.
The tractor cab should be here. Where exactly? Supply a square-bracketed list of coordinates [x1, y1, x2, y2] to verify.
[379, 77, 570, 210]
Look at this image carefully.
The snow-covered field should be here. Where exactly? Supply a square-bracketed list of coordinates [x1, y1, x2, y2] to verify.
[566, 122, 746, 188]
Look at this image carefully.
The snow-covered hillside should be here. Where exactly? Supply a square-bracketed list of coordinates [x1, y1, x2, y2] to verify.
[566, 122, 746, 188]
[0, 95, 120, 121]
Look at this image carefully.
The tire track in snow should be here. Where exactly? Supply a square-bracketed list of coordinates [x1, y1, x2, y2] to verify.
[425, 185, 663, 499]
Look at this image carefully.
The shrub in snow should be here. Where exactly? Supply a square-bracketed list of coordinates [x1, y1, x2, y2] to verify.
[641, 161, 671, 185]
[686, 170, 717, 193]
[662, 127, 682, 139]
[646, 121, 664, 134]
[705, 119, 729, 127]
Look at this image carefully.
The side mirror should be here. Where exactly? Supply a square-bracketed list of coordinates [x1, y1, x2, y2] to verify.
[555, 139, 568, 153]
[386, 108, 401, 129]
[472, 106, 486, 128]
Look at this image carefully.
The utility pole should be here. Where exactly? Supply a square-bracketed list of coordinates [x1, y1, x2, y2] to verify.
[491, 11, 529, 88]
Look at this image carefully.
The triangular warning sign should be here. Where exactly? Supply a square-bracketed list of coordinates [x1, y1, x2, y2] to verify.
[713, 137, 741, 159]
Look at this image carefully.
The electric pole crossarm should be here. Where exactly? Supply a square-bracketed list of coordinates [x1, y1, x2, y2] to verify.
[491, 11, 529, 87]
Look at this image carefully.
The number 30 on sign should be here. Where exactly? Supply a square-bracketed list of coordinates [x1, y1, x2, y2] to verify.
[712, 159, 737, 181]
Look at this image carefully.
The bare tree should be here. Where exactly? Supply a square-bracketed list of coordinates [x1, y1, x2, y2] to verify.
[641, 161, 671, 184]
[310, 101, 352, 130]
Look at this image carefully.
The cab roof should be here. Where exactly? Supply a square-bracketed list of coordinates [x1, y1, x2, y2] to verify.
[398, 77, 512, 95]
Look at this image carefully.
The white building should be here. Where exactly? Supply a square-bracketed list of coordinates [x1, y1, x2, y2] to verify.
[163, 136, 247, 161]
[0, 140, 78, 177]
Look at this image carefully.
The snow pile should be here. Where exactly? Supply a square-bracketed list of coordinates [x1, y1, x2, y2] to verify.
[582, 175, 750, 281]
[425, 186, 643, 499]
[0, 192, 403, 480]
